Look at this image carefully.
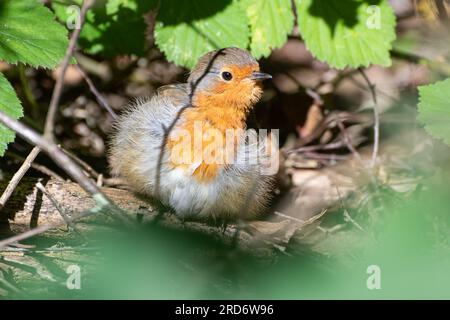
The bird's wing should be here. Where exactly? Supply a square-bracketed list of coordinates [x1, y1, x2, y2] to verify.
[156, 83, 191, 108]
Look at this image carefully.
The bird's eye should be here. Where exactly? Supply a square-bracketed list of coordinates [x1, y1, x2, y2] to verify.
[221, 71, 233, 81]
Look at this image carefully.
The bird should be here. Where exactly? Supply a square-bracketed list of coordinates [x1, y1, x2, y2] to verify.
[109, 47, 277, 221]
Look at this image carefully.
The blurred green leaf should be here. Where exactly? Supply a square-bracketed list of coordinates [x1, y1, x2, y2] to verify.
[418, 78, 450, 146]
[0, 0, 69, 68]
[296, 0, 396, 69]
[242, 0, 295, 59]
[0, 73, 23, 157]
[154, 0, 250, 68]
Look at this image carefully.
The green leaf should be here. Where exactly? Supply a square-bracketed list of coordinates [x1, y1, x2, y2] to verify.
[0, 73, 23, 157]
[243, 0, 295, 59]
[0, 0, 69, 68]
[52, 0, 156, 57]
[418, 78, 450, 146]
[154, 0, 250, 68]
[106, 0, 143, 14]
[296, 0, 396, 69]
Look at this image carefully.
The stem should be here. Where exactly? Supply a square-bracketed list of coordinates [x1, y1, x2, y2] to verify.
[44, 0, 94, 139]
[358, 68, 379, 169]
[18, 64, 40, 119]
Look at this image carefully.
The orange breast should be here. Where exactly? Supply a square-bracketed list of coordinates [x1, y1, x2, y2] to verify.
[166, 108, 242, 183]
[167, 83, 256, 183]
[166, 63, 263, 183]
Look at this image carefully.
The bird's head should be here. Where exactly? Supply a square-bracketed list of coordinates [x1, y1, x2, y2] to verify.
[188, 47, 271, 112]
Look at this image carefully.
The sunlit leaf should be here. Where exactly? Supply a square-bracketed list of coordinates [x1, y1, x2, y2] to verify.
[296, 0, 396, 69]
[154, 0, 250, 68]
[0, 73, 23, 157]
[242, 0, 295, 59]
[418, 78, 450, 146]
[0, 0, 69, 68]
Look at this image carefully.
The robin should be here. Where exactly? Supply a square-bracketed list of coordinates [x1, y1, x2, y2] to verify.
[109, 47, 277, 220]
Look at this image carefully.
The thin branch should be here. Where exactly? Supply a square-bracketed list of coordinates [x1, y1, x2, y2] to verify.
[102, 177, 126, 187]
[358, 68, 379, 168]
[75, 64, 117, 120]
[60, 146, 100, 179]
[335, 117, 364, 164]
[335, 186, 365, 232]
[0, 0, 94, 212]
[0, 208, 94, 250]
[45, 0, 94, 139]
[295, 111, 366, 148]
[274, 209, 328, 226]
[0, 111, 111, 208]
[6, 151, 63, 181]
[74, 53, 113, 82]
[96, 173, 103, 187]
[18, 64, 40, 118]
[343, 209, 365, 232]
[289, 139, 348, 154]
[0, 111, 134, 226]
[1, 245, 99, 254]
[0, 147, 41, 211]
[302, 152, 349, 161]
[35, 181, 83, 236]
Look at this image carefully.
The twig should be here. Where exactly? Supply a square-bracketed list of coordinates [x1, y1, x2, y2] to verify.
[0, 147, 41, 211]
[35, 181, 83, 235]
[305, 88, 324, 105]
[335, 117, 364, 164]
[0, 0, 94, 211]
[45, 0, 94, 139]
[96, 174, 103, 187]
[358, 68, 379, 168]
[0, 208, 94, 250]
[6, 151, 63, 181]
[335, 186, 365, 232]
[296, 111, 366, 148]
[274, 209, 327, 226]
[18, 64, 40, 118]
[102, 177, 126, 187]
[28, 162, 63, 181]
[0, 111, 113, 212]
[60, 146, 100, 179]
[75, 64, 117, 120]
[74, 53, 113, 82]
[289, 140, 347, 154]
[1, 246, 99, 254]
[302, 152, 349, 161]
[343, 210, 365, 232]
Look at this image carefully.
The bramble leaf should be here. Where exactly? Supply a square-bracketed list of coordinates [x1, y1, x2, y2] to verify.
[296, 0, 396, 69]
[0, 73, 23, 157]
[52, 0, 156, 57]
[243, 0, 295, 59]
[0, 0, 69, 68]
[154, 0, 250, 68]
[418, 78, 450, 146]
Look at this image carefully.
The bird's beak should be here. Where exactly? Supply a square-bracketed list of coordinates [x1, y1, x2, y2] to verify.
[250, 72, 272, 81]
